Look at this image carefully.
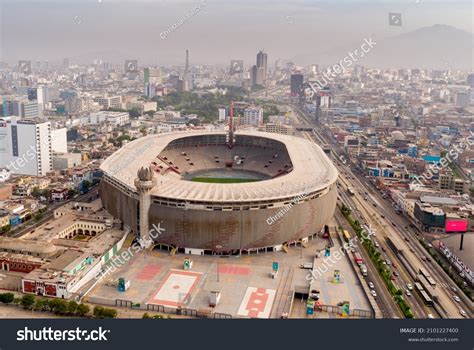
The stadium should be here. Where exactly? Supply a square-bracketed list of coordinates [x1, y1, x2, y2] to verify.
[99, 130, 338, 254]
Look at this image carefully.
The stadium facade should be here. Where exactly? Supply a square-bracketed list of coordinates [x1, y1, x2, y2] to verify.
[99, 131, 338, 254]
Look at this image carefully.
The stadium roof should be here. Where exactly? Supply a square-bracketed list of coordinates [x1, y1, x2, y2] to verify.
[101, 130, 338, 203]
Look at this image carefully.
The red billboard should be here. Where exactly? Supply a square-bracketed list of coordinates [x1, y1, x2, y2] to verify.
[445, 219, 468, 233]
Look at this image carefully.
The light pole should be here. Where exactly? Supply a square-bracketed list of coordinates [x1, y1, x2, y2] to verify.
[216, 245, 222, 282]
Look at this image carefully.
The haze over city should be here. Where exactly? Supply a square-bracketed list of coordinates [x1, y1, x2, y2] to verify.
[1, 0, 473, 68]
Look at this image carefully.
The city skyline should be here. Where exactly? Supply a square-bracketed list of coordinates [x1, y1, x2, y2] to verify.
[0, 1, 472, 68]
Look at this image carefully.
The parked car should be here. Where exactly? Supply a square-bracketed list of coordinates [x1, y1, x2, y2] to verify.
[406, 283, 413, 291]
[393, 271, 399, 277]
[459, 309, 467, 318]
[453, 295, 461, 303]
[368, 282, 375, 289]
[420, 255, 427, 261]
[405, 289, 411, 297]
[370, 290, 377, 297]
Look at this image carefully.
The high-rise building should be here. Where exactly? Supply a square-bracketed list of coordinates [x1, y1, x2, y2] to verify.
[144, 67, 150, 84]
[63, 58, 70, 69]
[3, 100, 40, 119]
[183, 49, 192, 91]
[256, 50, 267, 83]
[144, 83, 156, 98]
[290, 73, 304, 96]
[468, 74, 474, 88]
[251, 65, 258, 87]
[242, 107, 264, 126]
[218, 108, 227, 122]
[144, 67, 162, 85]
[93, 95, 122, 109]
[251, 50, 268, 87]
[251, 65, 265, 87]
[0, 118, 52, 176]
[455, 92, 470, 108]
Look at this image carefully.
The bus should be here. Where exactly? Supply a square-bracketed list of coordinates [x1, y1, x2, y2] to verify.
[414, 282, 434, 306]
[342, 230, 351, 243]
[416, 276, 437, 299]
[347, 187, 355, 196]
[419, 268, 437, 287]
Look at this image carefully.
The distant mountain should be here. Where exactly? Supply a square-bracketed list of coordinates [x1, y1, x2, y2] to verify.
[292, 25, 473, 70]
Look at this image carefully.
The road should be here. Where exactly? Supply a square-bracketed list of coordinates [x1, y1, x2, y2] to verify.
[5, 187, 99, 239]
[333, 208, 403, 318]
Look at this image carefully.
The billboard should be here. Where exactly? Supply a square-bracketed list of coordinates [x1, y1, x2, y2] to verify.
[445, 219, 468, 233]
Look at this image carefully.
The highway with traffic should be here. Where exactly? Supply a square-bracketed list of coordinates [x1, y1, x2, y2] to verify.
[293, 104, 473, 319]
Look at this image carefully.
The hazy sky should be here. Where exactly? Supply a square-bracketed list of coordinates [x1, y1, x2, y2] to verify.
[0, 0, 472, 66]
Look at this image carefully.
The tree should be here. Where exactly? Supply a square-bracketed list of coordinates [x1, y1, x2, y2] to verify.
[68, 189, 77, 198]
[129, 108, 141, 119]
[33, 298, 49, 311]
[0, 293, 15, 304]
[20, 294, 36, 310]
[0, 224, 11, 233]
[82, 180, 91, 190]
[76, 303, 90, 317]
[67, 300, 79, 315]
[33, 212, 43, 222]
[142, 312, 152, 319]
[93, 306, 117, 318]
[31, 187, 42, 198]
[48, 299, 68, 315]
[93, 305, 104, 318]
[102, 308, 117, 318]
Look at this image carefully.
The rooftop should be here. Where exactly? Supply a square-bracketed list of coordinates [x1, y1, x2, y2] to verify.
[101, 130, 338, 202]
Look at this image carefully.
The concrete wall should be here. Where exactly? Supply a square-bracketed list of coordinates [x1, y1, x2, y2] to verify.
[147, 185, 337, 250]
[100, 180, 139, 234]
[100, 174, 337, 251]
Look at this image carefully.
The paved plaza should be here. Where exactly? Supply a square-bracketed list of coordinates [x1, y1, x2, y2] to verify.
[87, 227, 371, 318]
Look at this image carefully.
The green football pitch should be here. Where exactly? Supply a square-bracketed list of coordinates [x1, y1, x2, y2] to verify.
[190, 177, 261, 183]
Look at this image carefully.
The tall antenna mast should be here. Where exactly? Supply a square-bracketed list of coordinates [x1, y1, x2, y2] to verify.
[227, 99, 235, 148]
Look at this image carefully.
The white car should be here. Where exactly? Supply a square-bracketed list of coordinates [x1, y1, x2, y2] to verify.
[406, 283, 413, 291]
[370, 290, 377, 297]
[368, 282, 375, 289]
[453, 295, 461, 303]
[427, 314, 434, 319]
[405, 289, 411, 297]
[459, 309, 467, 318]
[374, 241, 380, 248]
